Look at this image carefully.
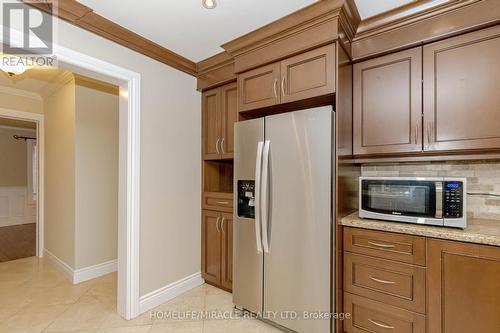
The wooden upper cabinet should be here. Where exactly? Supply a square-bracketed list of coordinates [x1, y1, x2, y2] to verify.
[428, 239, 500, 333]
[423, 25, 500, 151]
[202, 88, 221, 160]
[238, 63, 280, 112]
[354, 47, 423, 155]
[202, 82, 238, 160]
[280, 44, 335, 104]
[201, 210, 222, 285]
[221, 212, 233, 290]
[220, 82, 238, 159]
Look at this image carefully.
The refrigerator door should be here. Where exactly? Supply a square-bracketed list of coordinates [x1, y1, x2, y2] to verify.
[263, 106, 333, 332]
[233, 118, 265, 314]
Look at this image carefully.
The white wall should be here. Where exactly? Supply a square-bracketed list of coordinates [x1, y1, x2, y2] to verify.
[74, 76, 119, 269]
[53, 19, 201, 295]
[44, 79, 76, 267]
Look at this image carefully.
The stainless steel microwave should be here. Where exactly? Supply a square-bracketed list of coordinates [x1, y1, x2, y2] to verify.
[359, 177, 467, 228]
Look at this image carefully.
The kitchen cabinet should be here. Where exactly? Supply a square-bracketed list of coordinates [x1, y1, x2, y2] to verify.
[353, 47, 423, 155]
[201, 210, 233, 291]
[202, 82, 238, 160]
[238, 44, 335, 112]
[427, 239, 500, 333]
[423, 25, 500, 152]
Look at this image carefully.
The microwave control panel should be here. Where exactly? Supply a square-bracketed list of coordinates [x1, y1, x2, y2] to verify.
[443, 182, 463, 218]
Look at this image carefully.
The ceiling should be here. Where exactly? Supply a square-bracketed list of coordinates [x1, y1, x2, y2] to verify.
[78, 0, 415, 63]
[0, 68, 67, 96]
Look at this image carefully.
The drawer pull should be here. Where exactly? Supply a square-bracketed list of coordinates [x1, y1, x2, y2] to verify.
[369, 276, 396, 285]
[216, 201, 229, 205]
[368, 318, 394, 329]
[367, 240, 396, 249]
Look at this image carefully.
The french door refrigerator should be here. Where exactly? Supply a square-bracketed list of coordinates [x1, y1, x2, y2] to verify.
[233, 106, 334, 333]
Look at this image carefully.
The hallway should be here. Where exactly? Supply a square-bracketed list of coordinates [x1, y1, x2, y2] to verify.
[0, 257, 280, 332]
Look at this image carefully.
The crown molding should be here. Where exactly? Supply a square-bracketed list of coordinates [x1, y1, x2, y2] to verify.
[38, 71, 74, 99]
[22, 0, 197, 76]
[0, 85, 42, 101]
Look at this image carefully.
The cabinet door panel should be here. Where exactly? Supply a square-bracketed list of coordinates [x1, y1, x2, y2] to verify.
[428, 239, 500, 333]
[281, 44, 335, 103]
[238, 63, 280, 112]
[202, 88, 221, 159]
[423, 25, 500, 151]
[354, 47, 422, 155]
[201, 210, 221, 285]
[221, 212, 233, 290]
[221, 82, 238, 159]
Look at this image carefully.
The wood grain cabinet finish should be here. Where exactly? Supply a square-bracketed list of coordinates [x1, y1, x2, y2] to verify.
[344, 253, 426, 314]
[201, 210, 233, 291]
[221, 212, 233, 290]
[344, 227, 426, 266]
[202, 82, 238, 160]
[202, 192, 233, 213]
[280, 44, 335, 104]
[201, 210, 222, 285]
[354, 47, 423, 155]
[344, 293, 425, 333]
[423, 25, 500, 152]
[427, 239, 500, 333]
[238, 63, 280, 112]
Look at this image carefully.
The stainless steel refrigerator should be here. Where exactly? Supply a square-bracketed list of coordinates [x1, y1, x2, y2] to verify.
[233, 106, 334, 333]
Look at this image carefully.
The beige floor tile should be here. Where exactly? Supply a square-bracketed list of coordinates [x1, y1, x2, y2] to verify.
[0, 303, 70, 333]
[29, 283, 91, 305]
[101, 307, 154, 328]
[204, 292, 234, 313]
[0, 306, 23, 322]
[96, 325, 152, 333]
[203, 319, 283, 333]
[44, 295, 114, 332]
[149, 321, 203, 333]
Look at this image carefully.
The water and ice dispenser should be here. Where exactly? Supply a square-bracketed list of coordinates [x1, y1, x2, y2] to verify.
[237, 180, 255, 219]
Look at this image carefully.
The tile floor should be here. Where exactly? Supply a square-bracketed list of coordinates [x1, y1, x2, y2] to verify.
[0, 256, 282, 333]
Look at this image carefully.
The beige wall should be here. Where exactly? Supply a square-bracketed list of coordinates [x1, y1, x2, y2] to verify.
[0, 127, 32, 186]
[74, 76, 119, 269]
[0, 92, 43, 114]
[44, 79, 76, 267]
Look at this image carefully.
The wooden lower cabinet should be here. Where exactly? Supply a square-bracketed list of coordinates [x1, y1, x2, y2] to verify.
[427, 239, 500, 333]
[201, 210, 233, 291]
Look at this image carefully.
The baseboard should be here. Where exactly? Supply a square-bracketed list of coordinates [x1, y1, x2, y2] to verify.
[138, 272, 204, 314]
[43, 248, 117, 284]
[73, 259, 117, 284]
[43, 248, 74, 281]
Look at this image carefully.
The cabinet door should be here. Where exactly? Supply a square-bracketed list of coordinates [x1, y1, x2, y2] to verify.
[280, 44, 335, 104]
[353, 47, 423, 155]
[220, 82, 238, 159]
[423, 25, 500, 151]
[428, 239, 500, 333]
[221, 212, 233, 290]
[202, 88, 222, 160]
[238, 62, 280, 112]
[201, 210, 221, 285]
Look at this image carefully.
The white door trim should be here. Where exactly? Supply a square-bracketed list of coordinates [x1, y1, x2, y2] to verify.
[0, 108, 44, 257]
[1, 29, 142, 320]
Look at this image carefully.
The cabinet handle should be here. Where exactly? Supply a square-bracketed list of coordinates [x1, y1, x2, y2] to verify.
[221, 138, 225, 154]
[281, 77, 286, 97]
[273, 79, 278, 98]
[368, 319, 394, 329]
[221, 218, 225, 234]
[369, 276, 396, 285]
[215, 138, 220, 154]
[216, 217, 220, 233]
[367, 240, 396, 249]
[216, 201, 229, 205]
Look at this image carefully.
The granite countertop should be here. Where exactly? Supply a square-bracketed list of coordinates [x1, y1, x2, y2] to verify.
[340, 212, 500, 247]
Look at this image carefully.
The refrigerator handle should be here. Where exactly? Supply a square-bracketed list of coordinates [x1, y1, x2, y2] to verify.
[261, 140, 271, 253]
[254, 141, 264, 254]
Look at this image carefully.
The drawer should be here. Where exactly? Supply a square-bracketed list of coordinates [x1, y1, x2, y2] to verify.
[344, 253, 426, 314]
[344, 227, 426, 266]
[344, 293, 425, 333]
[202, 192, 233, 213]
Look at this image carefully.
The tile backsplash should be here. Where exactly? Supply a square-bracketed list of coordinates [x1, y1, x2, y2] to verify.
[362, 161, 500, 220]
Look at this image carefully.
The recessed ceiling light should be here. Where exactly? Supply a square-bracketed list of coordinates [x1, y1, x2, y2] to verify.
[202, 0, 217, 9]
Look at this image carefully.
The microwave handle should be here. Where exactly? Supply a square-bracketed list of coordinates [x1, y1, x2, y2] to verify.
[435, 182, 443, 218]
